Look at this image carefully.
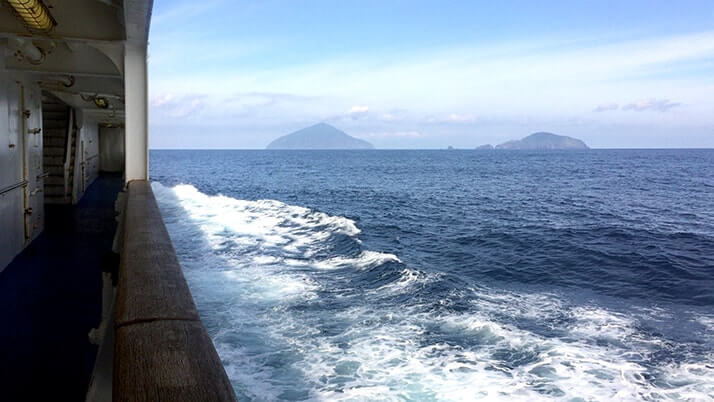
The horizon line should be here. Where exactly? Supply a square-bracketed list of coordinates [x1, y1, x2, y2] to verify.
[149, 147, 714, 151]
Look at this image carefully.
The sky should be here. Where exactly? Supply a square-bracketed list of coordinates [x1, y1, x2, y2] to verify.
[148, 0, 714, 149]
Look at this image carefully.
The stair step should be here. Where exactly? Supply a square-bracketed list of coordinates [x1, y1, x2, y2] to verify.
[42, 105, 67, 112]
[44, 194, 69, 204]
[45, 189, 65, 197]
[41, 102, 68, 111]
[44, 187, 65, 195]
[44, 136, 65, 147]
[43, 146, 65, 156]
[43, 127, 67, 136]
[44, 156, 64, 165]
[43, 120, 67, 129]
[43, 110, 68, 120]
[43, 135, 66, 142]
[41, 109, 68, 117]
[44, 117, 67, 122]
[44, 176, 64, 185]
[46, 165, 64, 175]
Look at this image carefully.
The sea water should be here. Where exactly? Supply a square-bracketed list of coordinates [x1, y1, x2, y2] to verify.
[150, 149, 714, 401]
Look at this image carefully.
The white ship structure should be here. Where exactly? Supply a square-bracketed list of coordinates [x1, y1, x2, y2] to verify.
[0, 1, 236, 400]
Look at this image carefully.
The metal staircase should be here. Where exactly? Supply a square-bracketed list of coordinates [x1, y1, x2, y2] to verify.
[42, 94, 75, 204]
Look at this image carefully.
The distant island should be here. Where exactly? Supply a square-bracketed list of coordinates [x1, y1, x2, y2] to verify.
[266, 123, 374, 150]
[475, 144, 494, 150]
[494, 132, 588, 150]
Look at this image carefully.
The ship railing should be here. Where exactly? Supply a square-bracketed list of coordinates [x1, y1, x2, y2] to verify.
[0, 180, 28, 197]
[113, 180, 237, 401]
[63, 109, 74, 203]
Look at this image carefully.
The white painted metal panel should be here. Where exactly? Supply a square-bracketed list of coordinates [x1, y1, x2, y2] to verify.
[99, 127, 124, 172]
[24, 82, 43, 243]
[124, 44, 148, 182]
[0, 73, 39, 269]
[0, 70, 25, 271]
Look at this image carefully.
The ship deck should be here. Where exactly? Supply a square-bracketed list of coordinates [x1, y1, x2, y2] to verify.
[0, 174, 122, 400]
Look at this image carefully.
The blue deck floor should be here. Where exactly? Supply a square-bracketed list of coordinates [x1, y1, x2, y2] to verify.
[0, 174, 123, 401]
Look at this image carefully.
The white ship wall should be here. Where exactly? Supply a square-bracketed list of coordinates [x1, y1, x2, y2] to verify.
[73, 114, 101, 202]
[0, 69, 45, 272]
[99, 127, 125, 173]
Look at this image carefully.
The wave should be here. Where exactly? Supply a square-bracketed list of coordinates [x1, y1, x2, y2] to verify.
[152, 182, 714, 401]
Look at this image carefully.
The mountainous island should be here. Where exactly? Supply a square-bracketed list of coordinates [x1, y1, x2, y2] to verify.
[266, 123, 374, 150]
[493, 132, 588, 150]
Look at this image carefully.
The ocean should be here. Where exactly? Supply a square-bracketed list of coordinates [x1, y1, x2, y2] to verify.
[150, 149, 714, 401]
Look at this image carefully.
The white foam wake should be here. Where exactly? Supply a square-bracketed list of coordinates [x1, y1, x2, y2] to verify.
[153, 182, 714, 401]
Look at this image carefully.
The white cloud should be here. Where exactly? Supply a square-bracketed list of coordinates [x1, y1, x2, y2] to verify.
[150, 94, 176, 107]
[423, 113, 477, 124]
[350, 105, 369, 113]
[348, 105, 369, 120]
[358, 131, 424, 139]
[151, 93, 207, 118]
[593, 103, 619, 112]
[380, 113, 401, 121]
[152, 31, 714, 120]
[148, 26, 714, 147]
[622, 98, 681, 112]
[446, 113, 476, 122]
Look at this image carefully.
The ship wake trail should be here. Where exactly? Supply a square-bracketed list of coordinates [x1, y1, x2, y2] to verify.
[153, 182, 714, 401]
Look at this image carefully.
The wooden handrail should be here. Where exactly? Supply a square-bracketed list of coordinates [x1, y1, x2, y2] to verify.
[114, 181, 236, 401]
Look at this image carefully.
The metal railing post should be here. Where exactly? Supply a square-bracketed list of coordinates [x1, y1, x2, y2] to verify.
[63, 109, 74, 202]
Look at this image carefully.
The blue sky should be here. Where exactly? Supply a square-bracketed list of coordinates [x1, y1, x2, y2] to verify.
[148, 0, 714, 148]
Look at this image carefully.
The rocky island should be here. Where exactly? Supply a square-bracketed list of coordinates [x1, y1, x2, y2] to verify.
[495, 132, 588, 150]
[266, 123, 374, 150]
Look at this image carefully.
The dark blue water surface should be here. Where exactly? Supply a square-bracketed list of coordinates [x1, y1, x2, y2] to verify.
[151, 149, 714, 401]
